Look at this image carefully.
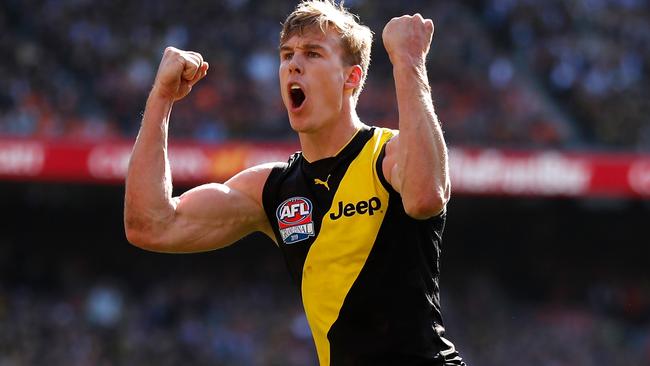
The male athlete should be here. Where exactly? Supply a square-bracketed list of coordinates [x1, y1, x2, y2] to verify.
[125, 1, 463, 365]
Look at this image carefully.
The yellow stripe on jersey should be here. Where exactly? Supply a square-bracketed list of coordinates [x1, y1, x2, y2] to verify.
[301, 128, 394, 366]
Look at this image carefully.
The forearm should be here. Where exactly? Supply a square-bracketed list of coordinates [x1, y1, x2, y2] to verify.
[124, 90, 177, 239]
[393, 61, 450, 214]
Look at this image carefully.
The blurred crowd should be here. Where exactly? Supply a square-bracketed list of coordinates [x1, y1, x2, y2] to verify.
[0, 277, 318, 365]
[477, 0, 650, 149]
[0, 237, 319, 366]
[0, 248, 648, 366]
[446, 273, 650, 366]
[1, 0, 647, 149]
[1, 181, 649, 365]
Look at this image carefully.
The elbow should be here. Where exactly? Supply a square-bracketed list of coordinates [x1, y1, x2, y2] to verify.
[125, 226, 156, 251]
[125, 227, 150, 250]
[124, 218, 167, 252]
[403, 187, 449, 220]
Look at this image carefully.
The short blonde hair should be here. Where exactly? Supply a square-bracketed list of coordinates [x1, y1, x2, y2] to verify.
[280, 0, 373, 102]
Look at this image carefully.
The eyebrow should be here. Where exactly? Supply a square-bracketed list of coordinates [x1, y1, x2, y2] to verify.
[279, 43, 327, 53]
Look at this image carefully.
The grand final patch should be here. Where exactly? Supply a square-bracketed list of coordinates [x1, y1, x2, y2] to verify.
[276, 197, 315, 244]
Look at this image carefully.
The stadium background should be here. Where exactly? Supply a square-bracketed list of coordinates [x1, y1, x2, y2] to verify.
[1, 0, 649, 365]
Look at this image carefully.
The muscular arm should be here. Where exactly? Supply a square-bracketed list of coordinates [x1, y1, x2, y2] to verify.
[381, 14, 450, 219]
[124, 47, 274, 253]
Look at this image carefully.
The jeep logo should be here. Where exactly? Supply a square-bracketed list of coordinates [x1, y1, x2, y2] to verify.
[329, 197, 382, 220]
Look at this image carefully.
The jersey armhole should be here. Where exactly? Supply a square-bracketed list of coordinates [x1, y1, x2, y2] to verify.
[262, 163, 288, 212]
[376, 139, 398, 196]
[261, 162, 289, 245]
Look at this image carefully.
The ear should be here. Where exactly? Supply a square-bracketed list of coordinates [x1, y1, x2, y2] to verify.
[344, 65, 363, 91]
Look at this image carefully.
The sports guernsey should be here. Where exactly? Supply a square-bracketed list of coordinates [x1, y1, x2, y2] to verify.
[262, 126, 464, 366]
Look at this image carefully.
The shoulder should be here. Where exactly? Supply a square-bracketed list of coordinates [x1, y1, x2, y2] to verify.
[372, 126, 399, 140]
[366, 126, 398, 164]
[359, 126, 398, 160]
[226, 149, 305, 205]
[225, 162, 285, 207]
[228, 162, 282, 184]
[375, 127, 398, 151]
[359, 125, 398, 161]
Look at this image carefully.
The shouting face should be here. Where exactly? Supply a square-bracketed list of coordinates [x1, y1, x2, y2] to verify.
[279, 27, 360, 134]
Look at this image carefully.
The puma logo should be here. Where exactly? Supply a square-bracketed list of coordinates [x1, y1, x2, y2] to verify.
[314, 174, 331, 191]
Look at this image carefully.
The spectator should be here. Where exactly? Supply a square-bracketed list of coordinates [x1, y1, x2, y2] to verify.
[12, 0, 648, 149]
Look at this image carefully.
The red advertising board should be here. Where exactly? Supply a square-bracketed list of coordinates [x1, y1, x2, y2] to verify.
[1, 138, 649, 198]
[450, 149, 650, 198]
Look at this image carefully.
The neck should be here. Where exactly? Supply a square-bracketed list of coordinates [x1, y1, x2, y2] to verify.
[299, 109, 364, 162]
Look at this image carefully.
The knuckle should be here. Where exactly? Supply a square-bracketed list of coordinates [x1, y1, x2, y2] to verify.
[186, 53, 200, 65]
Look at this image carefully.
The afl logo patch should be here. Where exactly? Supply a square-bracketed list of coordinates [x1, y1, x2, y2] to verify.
[276, 197, 315, 244]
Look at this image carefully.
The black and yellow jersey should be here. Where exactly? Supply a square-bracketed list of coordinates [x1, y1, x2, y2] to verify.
[262, 126, 464, 366]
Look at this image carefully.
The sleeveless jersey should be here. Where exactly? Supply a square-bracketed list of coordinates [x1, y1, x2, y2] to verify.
[262, 126, 464, 366]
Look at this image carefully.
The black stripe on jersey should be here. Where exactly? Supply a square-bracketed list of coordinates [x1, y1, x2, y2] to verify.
[327, 192, 450, 365]
[261, 126, 374, 288]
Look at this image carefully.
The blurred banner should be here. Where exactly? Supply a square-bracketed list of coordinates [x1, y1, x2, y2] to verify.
[1, 138, 649, 198]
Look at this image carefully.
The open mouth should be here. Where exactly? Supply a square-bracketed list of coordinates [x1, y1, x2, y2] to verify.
[289, 85, 306, 109]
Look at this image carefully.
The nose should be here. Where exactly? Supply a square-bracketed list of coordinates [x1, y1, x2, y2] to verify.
[289, 57, 302, 74]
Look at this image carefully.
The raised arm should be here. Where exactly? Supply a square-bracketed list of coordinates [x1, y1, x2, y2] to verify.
[124, 47, 273, 253]
[381, 14, 450, 219]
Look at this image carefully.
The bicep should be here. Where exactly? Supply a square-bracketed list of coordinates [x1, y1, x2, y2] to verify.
[157, 164, 275, 253]
[382, 131, 448, 219]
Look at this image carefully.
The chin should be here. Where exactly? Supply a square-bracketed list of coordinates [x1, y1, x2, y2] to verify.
[288, 117, 313, 133]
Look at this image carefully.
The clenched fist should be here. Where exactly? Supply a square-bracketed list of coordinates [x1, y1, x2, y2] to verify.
[152, 47, 209, 101]
[382, 14, 434, 66]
